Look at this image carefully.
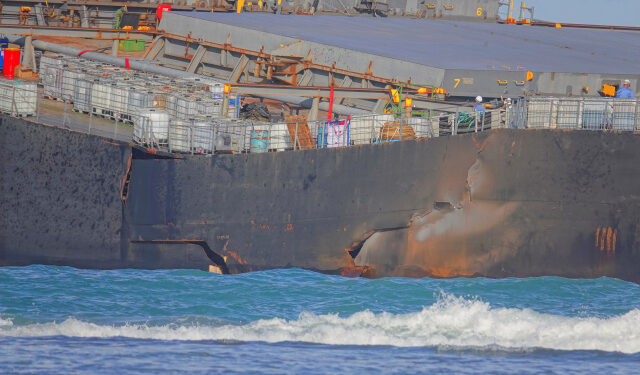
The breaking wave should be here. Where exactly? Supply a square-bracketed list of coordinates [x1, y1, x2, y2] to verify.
[2, 294, 639, 354]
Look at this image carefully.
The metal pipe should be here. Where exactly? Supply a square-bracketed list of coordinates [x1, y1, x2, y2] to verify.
[258, 94, 370, 116]
[5, 34, 204, 80]
[5, 34, 371, 116]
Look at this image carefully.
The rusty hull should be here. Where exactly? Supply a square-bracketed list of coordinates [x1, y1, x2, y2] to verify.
[2, 115, 640, 282]
[125, 127, 640, 282]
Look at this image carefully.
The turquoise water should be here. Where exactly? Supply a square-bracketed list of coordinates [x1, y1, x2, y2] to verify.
[1, 266, 640, 374]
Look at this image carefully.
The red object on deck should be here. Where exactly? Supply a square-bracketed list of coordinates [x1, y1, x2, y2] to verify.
[3, 48, 20, 78]
[328, 86, 334, 121]
[156, 4, 172, 19]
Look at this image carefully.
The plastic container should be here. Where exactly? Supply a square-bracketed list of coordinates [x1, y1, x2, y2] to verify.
[119, 40, 146, 52]
[192, 121, 214, 153]
[0, 79, 37, 116]
[169, 121, 191, 153]
[128, 87, 154, 117]
[109, 82, 130, 117]
[61, 69, 85, 102]
[156, 4, 172, 19]
[316, 124, 327, 148]
[3, 48, 21, 78]
[210, 83, 224, 100]
[0, 38, 9, 69]
[73, 79, 93, 113]
[250, 129, 269, 153]
[326, 120, 349, 148]
[90, 80, 113, 116]
[41, 64, 63, 99]
[135, 109, 170, 145]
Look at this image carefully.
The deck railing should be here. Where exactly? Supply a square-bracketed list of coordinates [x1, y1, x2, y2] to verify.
[2, 76, 640, 156]
[507, 97, 640, 131]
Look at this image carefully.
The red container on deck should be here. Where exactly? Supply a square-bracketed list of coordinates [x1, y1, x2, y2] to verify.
[156, 4, 172, 20]
[3, 48, 20, 78]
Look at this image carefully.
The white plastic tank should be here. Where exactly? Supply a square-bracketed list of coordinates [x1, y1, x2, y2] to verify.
[73, 79, 93, 113]
[90, 80, 112, 116]
[268, 123, 292, 151]
[39, 55, 65, 99]
[210, 83, 224, 100]
[135, 109, 170, 145]
[349, 114, 393, 144]
[196, 97, 222, 118]
[14, 81, 38, 116]
[175, 94, 198, 119]
[109, 82, 130, 116]
[0, 80, 37, 116]
[191, 120, 215, 153]
[126, 86, 154, 119]
[165, 94, 178, 118]
[40, 65, 63, 99]
[61, 69, 85, 102]
[169, 120, 191, 153]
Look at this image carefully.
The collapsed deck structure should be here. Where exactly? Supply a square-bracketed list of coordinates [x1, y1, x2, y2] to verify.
[153, 12, 640, 104]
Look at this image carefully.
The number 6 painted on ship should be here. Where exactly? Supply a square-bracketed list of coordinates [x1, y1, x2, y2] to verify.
[476, 7, 483, 16]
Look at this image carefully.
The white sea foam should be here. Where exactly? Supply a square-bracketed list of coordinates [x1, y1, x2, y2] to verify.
[0, 316, 13, 327]
[1, 294, 639, 353]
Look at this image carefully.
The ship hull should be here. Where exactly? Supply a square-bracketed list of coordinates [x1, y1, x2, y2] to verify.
[2, 115, 640, 281]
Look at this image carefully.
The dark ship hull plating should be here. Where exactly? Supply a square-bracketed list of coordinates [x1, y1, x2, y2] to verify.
[2, 115, 640, 282]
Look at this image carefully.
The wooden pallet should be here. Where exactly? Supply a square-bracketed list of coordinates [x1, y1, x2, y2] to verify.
[285, 115, 314, 150]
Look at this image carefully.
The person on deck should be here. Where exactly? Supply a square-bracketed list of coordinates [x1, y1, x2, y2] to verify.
[474, 96, 485, 112]
[616, 79, 635, 98]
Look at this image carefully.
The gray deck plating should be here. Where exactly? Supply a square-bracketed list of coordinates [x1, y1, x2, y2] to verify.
[172, 12, 640, 74]
[159, 12, 640, 97]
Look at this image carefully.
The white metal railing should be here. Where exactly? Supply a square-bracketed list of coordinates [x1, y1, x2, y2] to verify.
[508, 97, 640, 131]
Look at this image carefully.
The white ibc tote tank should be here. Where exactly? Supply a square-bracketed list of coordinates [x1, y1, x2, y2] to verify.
[191, 120, 215, 153]
[168, 120, 192, 153]
[135, 108, 170, 145]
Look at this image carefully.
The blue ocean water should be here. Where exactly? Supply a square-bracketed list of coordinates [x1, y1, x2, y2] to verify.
[1, 266, 639, 374]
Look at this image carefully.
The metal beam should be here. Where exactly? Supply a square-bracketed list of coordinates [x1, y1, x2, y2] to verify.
[0, 25, 157, 39]
[186, 45, 207, 74]
[1, 0, 234, 12]
[21, 36, 36, 71]
[228, 54, 249, 83]
[298, 69, 313, 86]
[229, 84, 389, 99]
[337, 75, 352, 105]
[308, 97, 320, 121]
[160, 33, 443, 94]
[143, 36, 165, 61]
